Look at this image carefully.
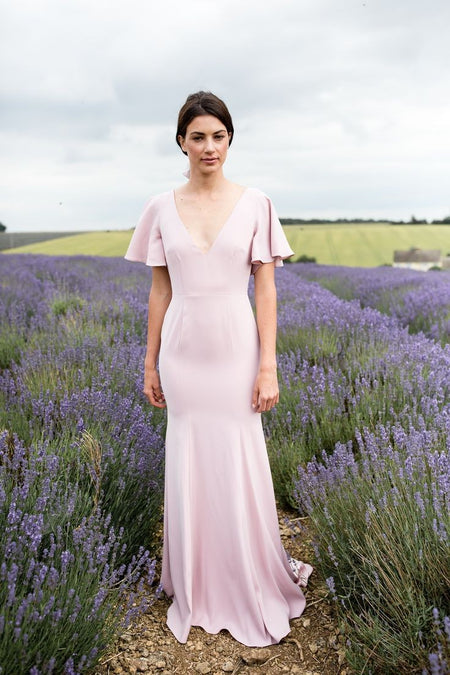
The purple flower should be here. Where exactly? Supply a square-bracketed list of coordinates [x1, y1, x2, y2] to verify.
[326, 576, 337, 599]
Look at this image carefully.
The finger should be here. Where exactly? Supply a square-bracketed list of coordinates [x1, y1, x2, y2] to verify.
[152, 387, 167, 407]
[258, 396, 268, 413]
[150, 396, 167, 408]
[144, 388, 166, 408]
[260, 396, 276, 413]
[251, 386, 259, 409]
[269, 395, 277, 409]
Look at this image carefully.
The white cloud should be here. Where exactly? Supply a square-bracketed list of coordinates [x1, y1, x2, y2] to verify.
[1, 0, 450, 231]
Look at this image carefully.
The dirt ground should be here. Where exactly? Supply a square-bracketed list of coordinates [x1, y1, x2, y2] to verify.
[95, 510, 350, 675]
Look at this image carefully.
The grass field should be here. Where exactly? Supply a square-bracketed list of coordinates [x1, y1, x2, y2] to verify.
[3, 224, 450, 267]
[286, 223, 450, 266]
[2, 231, 134, 258]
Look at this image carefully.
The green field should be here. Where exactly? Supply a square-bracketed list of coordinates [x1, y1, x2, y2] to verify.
[2, 231, 134, 258]
[3, 224, 450, 267]
[286, 223, 450, 266]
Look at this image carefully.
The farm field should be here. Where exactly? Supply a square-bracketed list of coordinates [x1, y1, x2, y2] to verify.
[3, 223, 450, 267]
[2, 230, 134, 258]
[0, 231, 83, 252]
[0, 255, 449, 674]
[286, 223, 450, 266]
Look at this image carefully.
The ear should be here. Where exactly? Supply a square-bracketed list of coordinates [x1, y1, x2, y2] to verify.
[178, 135, 186, 153]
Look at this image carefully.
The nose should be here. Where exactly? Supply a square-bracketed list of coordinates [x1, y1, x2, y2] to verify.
[205, 136, 215, 153]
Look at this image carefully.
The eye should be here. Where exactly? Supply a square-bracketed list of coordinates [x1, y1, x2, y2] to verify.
[214, 134, 226, 141]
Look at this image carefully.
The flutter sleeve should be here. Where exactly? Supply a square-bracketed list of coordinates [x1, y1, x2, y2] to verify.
[250, 192, 295, 275]
[124, 197, 167, 266]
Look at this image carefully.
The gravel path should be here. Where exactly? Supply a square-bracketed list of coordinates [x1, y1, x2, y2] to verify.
[95, 510, 350, 675]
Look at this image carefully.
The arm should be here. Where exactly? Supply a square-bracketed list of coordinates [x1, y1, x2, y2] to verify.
[143, 266, 172, 408]
[252, 262, 279, 413]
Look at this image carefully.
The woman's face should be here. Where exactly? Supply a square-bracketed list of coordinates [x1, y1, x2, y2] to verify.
[178, 115, 231, 175]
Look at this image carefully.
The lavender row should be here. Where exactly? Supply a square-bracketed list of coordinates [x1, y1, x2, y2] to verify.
[264, 269, 449, 505]
[294, 425, 449, 673]
[287, 262, 450, 345]
[0, 433, 157, 674]
[265, 268, 449, 673]
[1, 255, 164, 673]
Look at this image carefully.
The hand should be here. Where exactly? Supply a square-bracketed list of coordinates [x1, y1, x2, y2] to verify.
[252, 368, 279, 413]
[143, 367, 166, 408]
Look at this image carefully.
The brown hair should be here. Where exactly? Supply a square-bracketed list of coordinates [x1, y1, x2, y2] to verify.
[176, 91, 234, 155]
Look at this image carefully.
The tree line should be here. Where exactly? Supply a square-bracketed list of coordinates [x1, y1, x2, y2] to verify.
[280, 215, 450, 225]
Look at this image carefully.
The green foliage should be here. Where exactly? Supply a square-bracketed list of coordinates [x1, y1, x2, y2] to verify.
[268, 324, 412, 508]
[0, 257, 164, 672]
[0, 433, 156, 674]
[2, 254, 448, 673]
[50, 293, 85, 316]
[0, 329, 25, 369]
[296, 429, 449, 673]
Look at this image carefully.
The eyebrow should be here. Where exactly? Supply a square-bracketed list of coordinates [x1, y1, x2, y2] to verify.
[188, 129, 227, 136]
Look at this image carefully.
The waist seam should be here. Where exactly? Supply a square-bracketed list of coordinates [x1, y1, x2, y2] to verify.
[172, 293, 248, 297]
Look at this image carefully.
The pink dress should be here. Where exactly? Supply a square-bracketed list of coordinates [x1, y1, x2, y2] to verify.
[125, 187, 312, 647]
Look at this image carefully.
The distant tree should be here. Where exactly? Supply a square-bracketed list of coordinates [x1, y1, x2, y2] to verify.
[280, 217, 409, 225]
[0, 222, 6, 232]
[431, 215, 450, 224]
[297, 254, 317, 263]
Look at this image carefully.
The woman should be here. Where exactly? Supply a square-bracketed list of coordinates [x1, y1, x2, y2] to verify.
[125, 91, 312, 647]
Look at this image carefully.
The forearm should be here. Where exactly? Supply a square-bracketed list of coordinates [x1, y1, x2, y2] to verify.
[254, 274, 278, 372]
[145, 284, 172, 369]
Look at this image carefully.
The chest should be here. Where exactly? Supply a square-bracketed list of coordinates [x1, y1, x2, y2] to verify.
[175, 197, 239, 252]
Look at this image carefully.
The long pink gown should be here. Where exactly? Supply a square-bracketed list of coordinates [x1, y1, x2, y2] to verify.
[125, 187, 312, 647]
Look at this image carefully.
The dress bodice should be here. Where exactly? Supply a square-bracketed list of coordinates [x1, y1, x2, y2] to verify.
[124, 188, 294, 296]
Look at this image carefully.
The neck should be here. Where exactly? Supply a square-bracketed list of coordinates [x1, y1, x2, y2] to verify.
[187, 167, 228, 194]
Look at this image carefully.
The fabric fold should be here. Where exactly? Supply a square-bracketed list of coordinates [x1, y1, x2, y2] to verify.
[250, 193, 294, 275]
[124, 197, 167, 267]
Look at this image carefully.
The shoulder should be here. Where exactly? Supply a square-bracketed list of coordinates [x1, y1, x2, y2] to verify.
[244, 186, 273, 204]
[242, 187, 277, 219]
[137, 191, 174, 226]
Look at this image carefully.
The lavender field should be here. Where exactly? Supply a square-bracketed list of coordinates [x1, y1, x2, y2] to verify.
[290, 263, 450, 345]
[0, 255, 449, 674]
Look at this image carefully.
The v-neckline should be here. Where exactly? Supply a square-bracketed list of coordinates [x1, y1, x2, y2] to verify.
[172, 187, 248, 255]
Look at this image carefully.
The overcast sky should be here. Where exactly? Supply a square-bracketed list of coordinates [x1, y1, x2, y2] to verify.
[1, 0, 450, 232]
